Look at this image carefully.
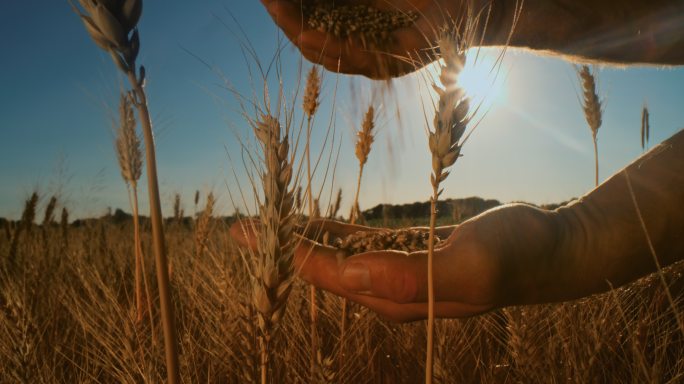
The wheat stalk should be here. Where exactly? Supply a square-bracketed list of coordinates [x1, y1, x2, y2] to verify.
[351, 104, 375, 224]
[425, 35, 470, 383]
[578, 65, 603, 187]
[71, 1, 180, 381]
[302, 65, 322, 380]
[114, 91, 150, 328]
[251, 114, 297, 384]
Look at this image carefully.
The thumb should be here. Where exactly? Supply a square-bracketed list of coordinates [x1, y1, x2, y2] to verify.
[339, 251, 427, 304]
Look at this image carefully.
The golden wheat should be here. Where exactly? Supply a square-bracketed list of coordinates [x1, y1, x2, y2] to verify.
[425, 34, 471, 383]
[578, 65, 603, 187]
[250, 114, 297, 384]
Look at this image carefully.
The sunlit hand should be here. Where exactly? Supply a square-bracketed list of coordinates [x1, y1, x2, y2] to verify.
[230, 205, 561, 322]
[260, 0, 478, 78]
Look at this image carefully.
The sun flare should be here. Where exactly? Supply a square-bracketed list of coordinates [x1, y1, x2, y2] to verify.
[425, 51, 507, 112]
[459, 56, 507, 109]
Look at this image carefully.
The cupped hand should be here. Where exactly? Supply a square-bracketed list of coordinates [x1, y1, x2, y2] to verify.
[230, 213, 523, 322]
[260, 0, 466, 78]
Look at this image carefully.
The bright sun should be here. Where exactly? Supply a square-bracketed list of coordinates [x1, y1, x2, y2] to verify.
[426, 52, 507, 112]
[458, 54, 507, 109]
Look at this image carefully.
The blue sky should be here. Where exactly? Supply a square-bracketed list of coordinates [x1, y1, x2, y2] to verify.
[1, 1, 683, 220]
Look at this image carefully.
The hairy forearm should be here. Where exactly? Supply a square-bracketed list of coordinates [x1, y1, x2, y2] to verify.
[486, 0, 684, 65]
[545, 129, 684, 302]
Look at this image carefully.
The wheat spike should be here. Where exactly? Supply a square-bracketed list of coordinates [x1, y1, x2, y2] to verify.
[8, 192, 39, 265]
[429, 37, 469, 191]
[194, 192, 215, 258]
[328, 188, 342, 219]
[303, 66, 321, 119]
[579, 65, 602, 137]
[251, 114, 296, 384]
[60, 207, 69, 251]
[641, 104, 650, 150]
[578, 65, 603, 187]
[425, 35, 470, 384]
[350, 104, 376, 223]
[115, 92, 143, 187]
[354, 105, 375, 166]
[42, 196, 57, 227]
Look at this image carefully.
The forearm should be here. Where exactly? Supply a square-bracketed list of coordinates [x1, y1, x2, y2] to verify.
[540, 129, 684, 303]
[485, 0, 684, 65]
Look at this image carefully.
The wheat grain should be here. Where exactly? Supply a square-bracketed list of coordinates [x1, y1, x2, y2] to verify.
[303, 2, 418, 46]
[332, 228, 442, 260]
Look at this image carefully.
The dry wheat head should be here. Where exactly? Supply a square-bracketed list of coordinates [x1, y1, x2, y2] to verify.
[251, 114, 297, 337]
[579, 65, 602, 138]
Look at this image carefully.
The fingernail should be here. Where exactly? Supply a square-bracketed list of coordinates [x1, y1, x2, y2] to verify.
[341, 262, 371, 292]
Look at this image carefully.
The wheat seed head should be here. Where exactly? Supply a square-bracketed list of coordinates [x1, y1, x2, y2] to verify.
[251, 114, 297, 332]
[71, 0, 143, 72]
[303, 66, 321, 119]
[115, 93, 143, 187]
[579, 65, 602, 137]
[429, 36, 470, 188]
[641, 104, 650, 149]
[355, 105, 376, 166]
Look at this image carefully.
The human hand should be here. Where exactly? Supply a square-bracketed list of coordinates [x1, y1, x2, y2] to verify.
[230, 205, 562, 322]
[259, 0, 478, 78]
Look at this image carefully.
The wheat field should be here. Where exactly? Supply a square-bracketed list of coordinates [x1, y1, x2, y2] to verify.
[2, 1, 683, 383]
[1, 202, 683, 383]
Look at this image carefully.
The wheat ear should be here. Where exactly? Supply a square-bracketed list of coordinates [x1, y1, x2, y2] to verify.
[426, 36, 470, 384]
[8, 192, 38, 267]
[71, 1, 180, 381]
[579, 65, 603, 187]
[641, 104, 650, 151]
[252, 114, 297, 384]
